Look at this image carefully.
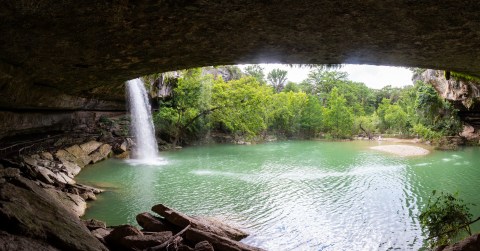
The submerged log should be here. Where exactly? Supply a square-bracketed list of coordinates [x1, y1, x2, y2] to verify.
[151, 204, 248, 241]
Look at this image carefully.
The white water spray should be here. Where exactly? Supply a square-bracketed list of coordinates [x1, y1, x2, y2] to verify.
[126, 78, 160, 162]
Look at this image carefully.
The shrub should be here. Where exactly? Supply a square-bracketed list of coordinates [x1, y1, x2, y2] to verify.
[419, 191, 474, 247]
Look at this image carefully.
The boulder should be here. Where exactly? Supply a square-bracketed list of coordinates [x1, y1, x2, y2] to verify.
[104, 225, 143, 249]
[115, 151, 130, 159]
[91, 228, 112, 243]
[437, 233, 480, 251]
[120, 141, 128, 152]
[22, 156, 38, 166]
[83, 219, 107, 230]
[61, 160, 82, 177]
[136, 212, 175, 232]
[40, 152, 54, 161]
[45, 188, 87, 217]
[90, 144, 112, 163]
[65, 145, 92, 167]
[194, 240, 214, 251]
[0, 171, 108, 251]
[35, 166, 55, 184]
[80, 141, 103, 155]
[120, 233, 172, 250]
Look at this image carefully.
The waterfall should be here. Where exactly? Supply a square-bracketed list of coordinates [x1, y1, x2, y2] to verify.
[126, 78, 159, 161]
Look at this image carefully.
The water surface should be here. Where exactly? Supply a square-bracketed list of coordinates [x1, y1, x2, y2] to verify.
[76, 141, 480, 250]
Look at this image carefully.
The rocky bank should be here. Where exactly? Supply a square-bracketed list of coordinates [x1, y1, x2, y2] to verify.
[0, 115, 262, 251]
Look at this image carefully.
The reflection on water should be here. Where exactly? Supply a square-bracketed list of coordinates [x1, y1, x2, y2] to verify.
[77, 141, 480, 250]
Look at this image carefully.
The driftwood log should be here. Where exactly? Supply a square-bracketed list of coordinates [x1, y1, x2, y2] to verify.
[152, 204, 248, 241]
[96, 204, 264, 251]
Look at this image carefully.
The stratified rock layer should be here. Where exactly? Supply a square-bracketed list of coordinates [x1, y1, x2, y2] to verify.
[0, 168, 108, 251]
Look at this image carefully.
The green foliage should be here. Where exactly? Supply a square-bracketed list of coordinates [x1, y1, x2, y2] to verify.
[415, 83, 443, 126]
[211, 76, 273, 140]
[150, 66, 462, 145]
[354, 114, 379, 135]
[243, 65, 266, 84]
[323, 87, 354, 139]
[300, 95, 323, 137]
[411, 124, 442, 141]
[451, 72, 480, 83]
[267, 68, 288, 93]
[153, 68, 214, 146]
[270, 91, 308, 136]
[384, 104, 408, 134]
[419, 191, 474, 248]
[283, 81, 300, 93]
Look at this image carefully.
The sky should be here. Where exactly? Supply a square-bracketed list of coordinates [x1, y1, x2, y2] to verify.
[240, 64, 413, 89]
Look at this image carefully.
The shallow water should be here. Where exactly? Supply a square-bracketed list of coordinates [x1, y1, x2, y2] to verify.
[76, 141, 480, 250]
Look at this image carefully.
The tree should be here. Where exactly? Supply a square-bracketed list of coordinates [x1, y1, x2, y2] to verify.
[267, 68, 288, 93]
[244, 65, 266, 84]
[384, 104, 408, 134]
[323, 87, 354, 138]
[270, 91, 308, 136]
[300, 95, 324, 137]
[153, 68, 215, 146]
[420, 191, 478, 248]
[211, 76, 273, 140]
[282, 81, 300, 92]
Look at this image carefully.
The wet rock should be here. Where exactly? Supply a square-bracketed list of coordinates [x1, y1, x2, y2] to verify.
[136, 212, 174, 232]
[194, 240, 214, 251]
[115, 151, 130, 159]
[91, 228, 112, 243]
[0, 173, 108, 251]
[90, 144, 112, 163]
[437, 233, 480, 251]
[104, 225, 143, 249]
[120, 141, 128, 152]
[120, 233, 171, 250]
[83, 219, 107, 230]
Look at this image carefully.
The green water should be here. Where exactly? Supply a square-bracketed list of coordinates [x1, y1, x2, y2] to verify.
[76, 141, 480, 250]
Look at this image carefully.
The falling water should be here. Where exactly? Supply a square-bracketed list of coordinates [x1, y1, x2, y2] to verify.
[126, 78, 159, 161]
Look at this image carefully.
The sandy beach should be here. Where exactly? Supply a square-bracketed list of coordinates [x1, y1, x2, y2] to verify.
[370, 144, 430, 157]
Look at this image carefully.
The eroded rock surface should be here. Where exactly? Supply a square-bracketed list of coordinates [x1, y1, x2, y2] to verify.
[0, 168, 108, 251]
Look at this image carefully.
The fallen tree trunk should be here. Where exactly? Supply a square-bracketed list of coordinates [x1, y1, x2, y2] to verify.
[185, 228, 265, 251]
[151, 204, 248, 241]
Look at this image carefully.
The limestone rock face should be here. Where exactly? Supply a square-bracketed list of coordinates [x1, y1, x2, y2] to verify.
[45, 188, 87, 217]
[419, 70, 480, 130]
[65, 145, 92, 167]
[90, 144, 112, 164]
[0, 230, 60, 251]
[80, 141, 103, 155]
[0, 169, 108, 251]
